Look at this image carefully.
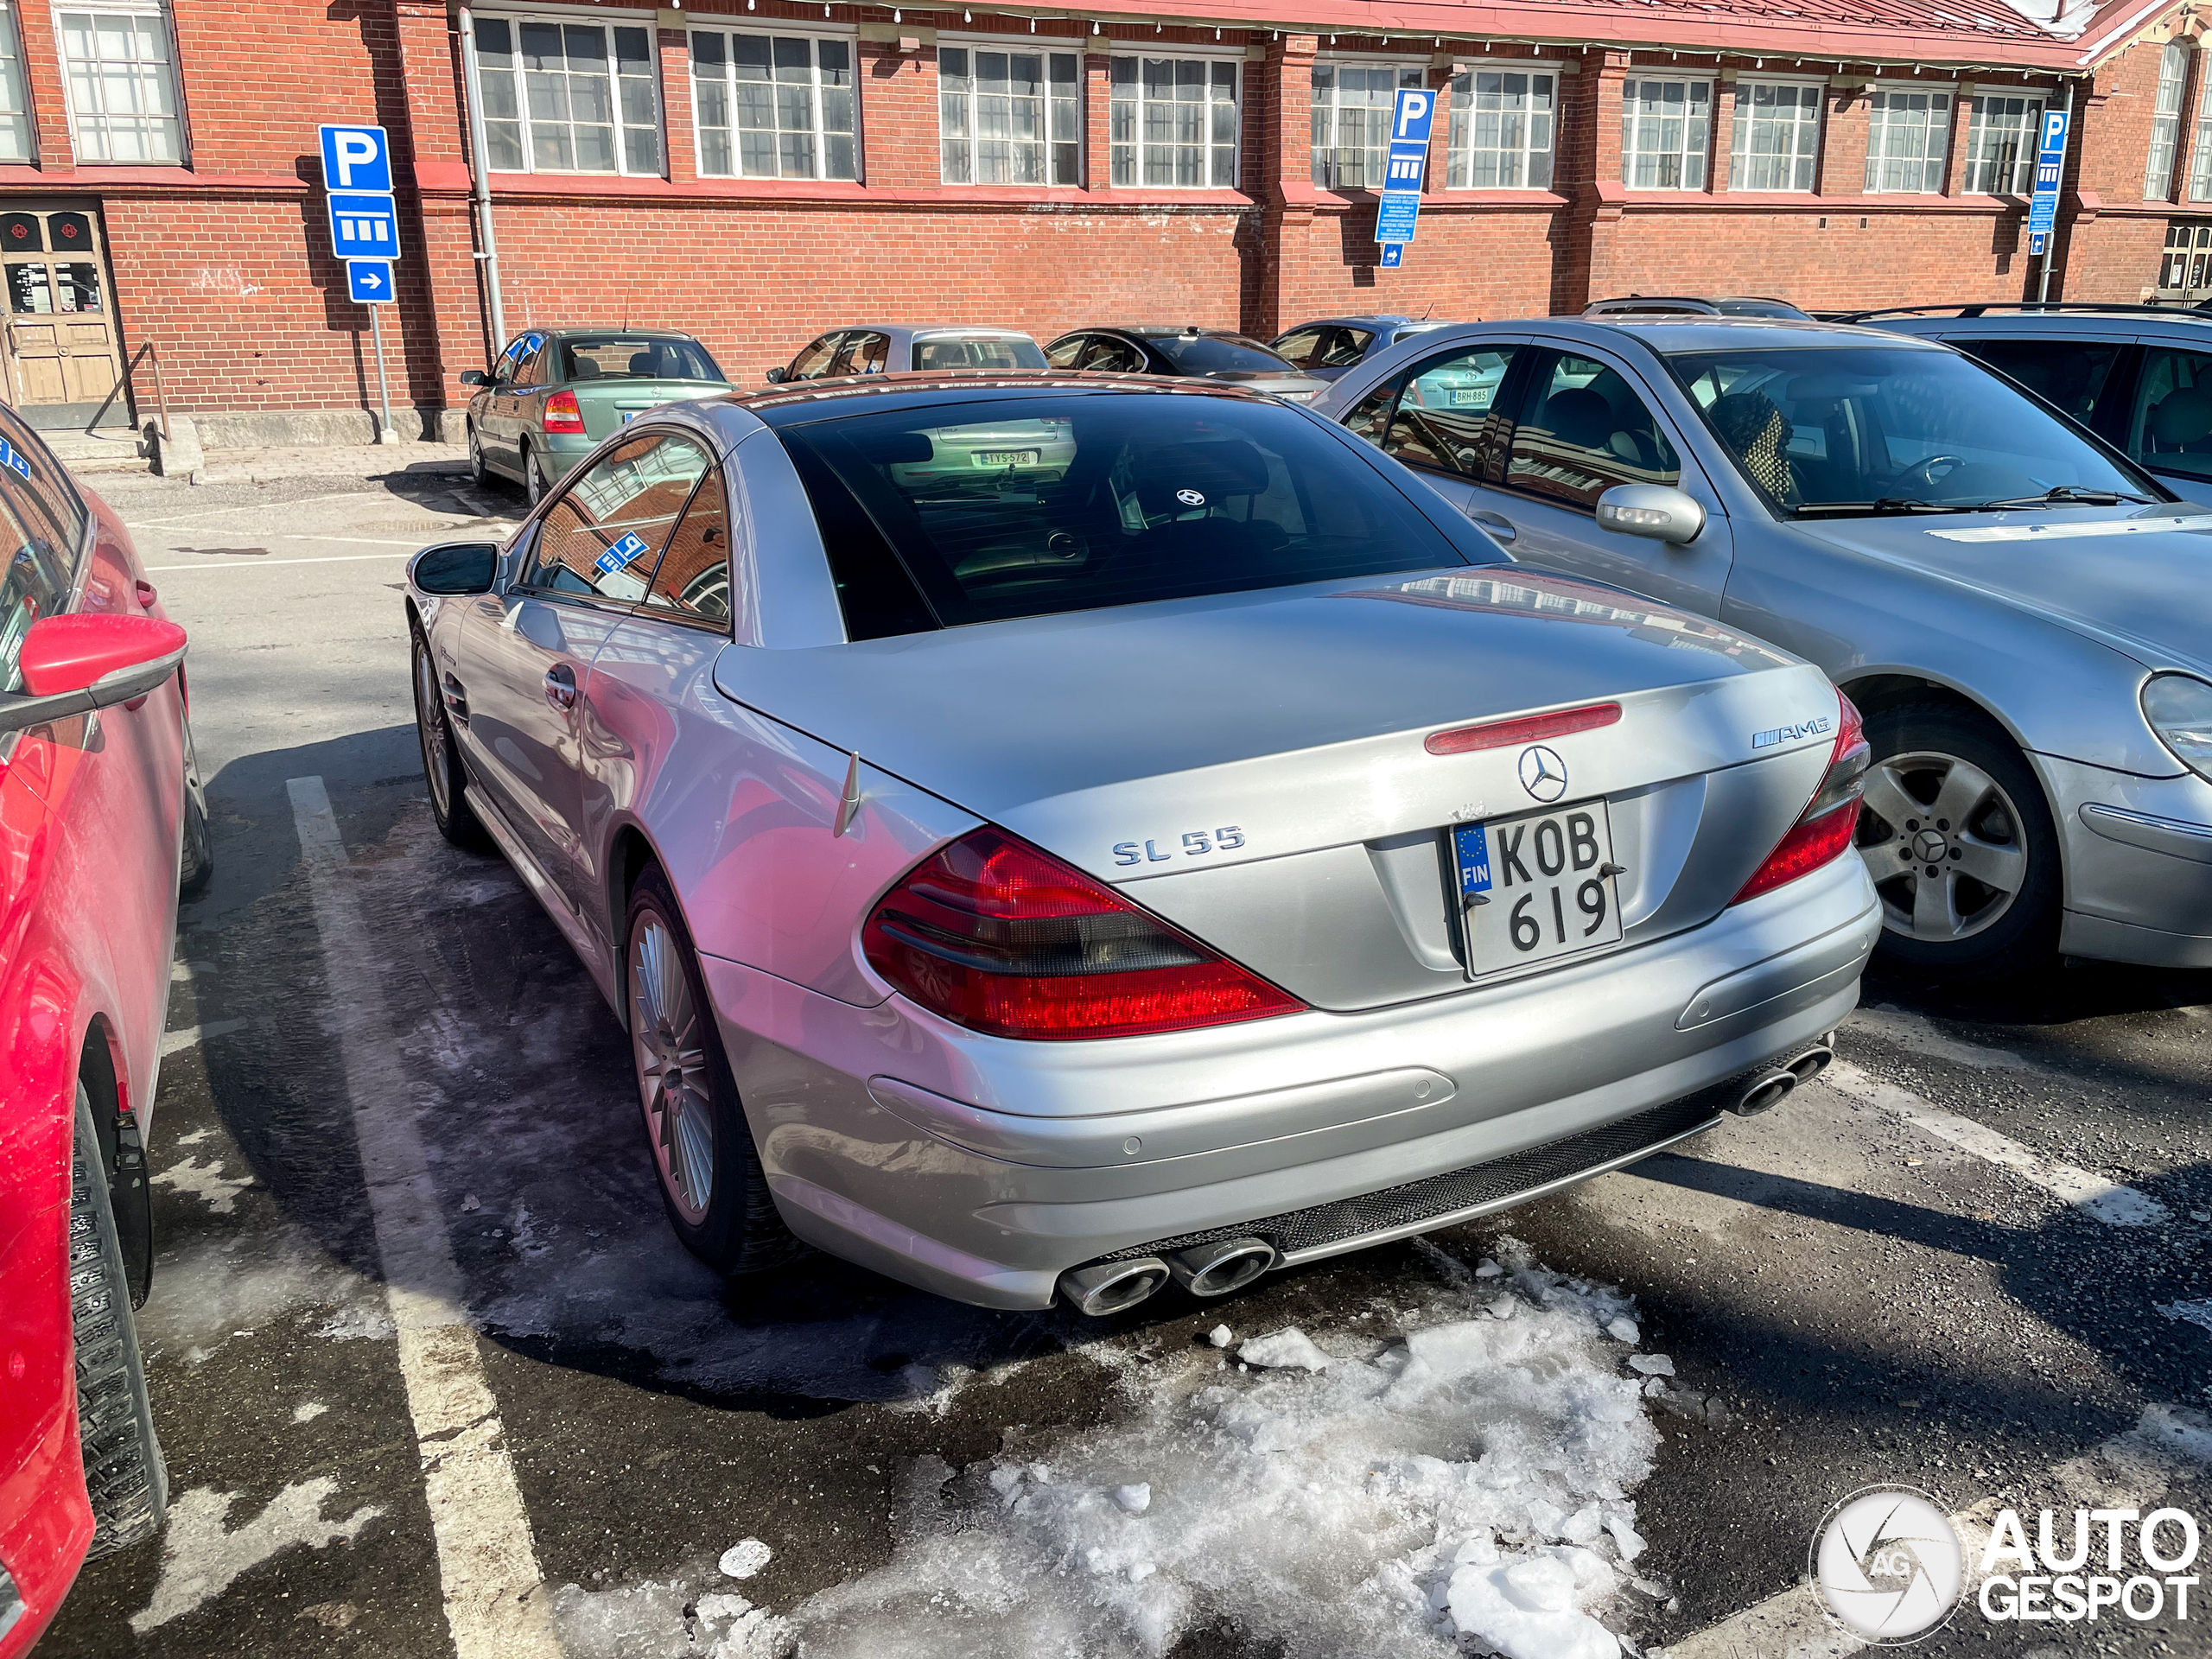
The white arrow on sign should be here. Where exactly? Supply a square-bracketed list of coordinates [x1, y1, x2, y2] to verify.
[359, 268, 383, 290]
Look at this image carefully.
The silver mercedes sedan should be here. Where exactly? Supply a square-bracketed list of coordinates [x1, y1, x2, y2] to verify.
[404, 372, 1878, 1313]
[1313, 319, 2212, 978]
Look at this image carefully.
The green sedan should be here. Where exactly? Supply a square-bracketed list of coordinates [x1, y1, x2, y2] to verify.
[459, 328, 731, 503]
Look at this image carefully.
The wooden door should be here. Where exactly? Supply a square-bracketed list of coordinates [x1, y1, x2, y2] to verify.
[0, 208, 125, 427]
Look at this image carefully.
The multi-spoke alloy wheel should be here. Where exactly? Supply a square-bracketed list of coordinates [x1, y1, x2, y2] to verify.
[1856, 749, 2028, 944]
[629, 912, 715, 1226]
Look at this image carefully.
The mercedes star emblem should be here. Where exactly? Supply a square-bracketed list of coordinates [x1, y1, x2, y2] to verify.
[1518, 744, 1568, 803]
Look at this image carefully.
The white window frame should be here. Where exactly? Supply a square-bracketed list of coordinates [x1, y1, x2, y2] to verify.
[1726, 74, 1822, 193]
[1863, 80, 1955, 195]
[1443, 60, 1560, 191]
[1621, 74, 1712, 191]
[690, 23, 858, 183]
[1309, 55, 1426, 191]
[474, 10, 664, 177]
[2147, 41, 2190, 200]
[936, 35, 1080, 187]
[2188, 63, 2212, 201]
[1108, 48, 1240, 190]
[0, 6, 29, 162]
[55, 0, 185, 166]
[1960, 86, 2044, 196]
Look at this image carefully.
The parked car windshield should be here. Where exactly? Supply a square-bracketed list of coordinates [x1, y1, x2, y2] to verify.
[777, 393, 1491, 638]
[1142, 333, 1296, 375]
[912, 335, 1048, 371]
[1663, 345, 2160, 515]
[560, 335, 725, 384]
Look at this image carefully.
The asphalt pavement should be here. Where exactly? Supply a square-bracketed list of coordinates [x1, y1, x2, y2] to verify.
[38, 445, 2212, 1659]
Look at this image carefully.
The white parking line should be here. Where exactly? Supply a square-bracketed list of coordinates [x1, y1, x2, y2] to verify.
[287, 776, 563, 1659]
[123, 490, 389, 529]
[143, 552, 411, 572]
[1821, 1060, 2170, 1227]
[159, 1019, 245, 1058]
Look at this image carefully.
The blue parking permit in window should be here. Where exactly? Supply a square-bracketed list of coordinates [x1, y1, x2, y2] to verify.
[0, 436, 33, 480]
[594, 532, 651, 576]
[1453, 822, 1492, 895]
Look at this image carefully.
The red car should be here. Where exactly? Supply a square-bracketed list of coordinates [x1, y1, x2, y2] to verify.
[0, 410, 206, 1655]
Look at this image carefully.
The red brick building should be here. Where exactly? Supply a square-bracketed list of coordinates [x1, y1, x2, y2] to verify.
[0, 0, 2197, 437]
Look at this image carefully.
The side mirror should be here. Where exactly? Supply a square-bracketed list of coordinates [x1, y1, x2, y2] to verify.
[763, 365, 791, 385]
[410, 541, 501, 595]
[459, 369, 488, 387]
[0, 614, 186, 734]
[1596, 484, 1707, 545]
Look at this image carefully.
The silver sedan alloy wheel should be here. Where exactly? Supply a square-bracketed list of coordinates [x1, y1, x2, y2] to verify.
[1856, 748, 2030, 944]
[628, 912, 715, 1225]
[414, 641, 452, 821]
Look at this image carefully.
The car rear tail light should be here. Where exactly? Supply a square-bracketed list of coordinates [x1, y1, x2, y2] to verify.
[1730, 691, 1869, 906]
[1427, 702, 1621, 756]
[543, 390, 586, 434]
[861, 826, 1304, 1040]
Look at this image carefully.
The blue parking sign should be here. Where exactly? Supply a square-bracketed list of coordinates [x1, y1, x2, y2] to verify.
[346, 259, 394, 304]
[594, 533, 652, 576]
[327, 191, 400, 259]
[1381, 244, 1404, 268]
[319, 124, 392, 193]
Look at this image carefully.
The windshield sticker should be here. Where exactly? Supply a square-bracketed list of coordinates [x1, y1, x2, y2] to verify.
[1927, 515, 2212, 543]
[594, 532, 651, 576]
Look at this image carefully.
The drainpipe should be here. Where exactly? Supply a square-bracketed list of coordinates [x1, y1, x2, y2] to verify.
[457, 7, 509, 357]
[2037, 79, 2078, 306]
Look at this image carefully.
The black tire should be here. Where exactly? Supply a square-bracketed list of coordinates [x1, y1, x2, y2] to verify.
[1854, 701, 2062, 978]
[177, 716, 213, 900]
[467, 422, 493, 489]
[71, 1086, 168, 1559]
[622, 866, 801, 1276]
[411, 623, 492, 852]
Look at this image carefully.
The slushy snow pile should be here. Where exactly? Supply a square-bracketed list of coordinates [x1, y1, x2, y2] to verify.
[787, 1236, 1659, 1658]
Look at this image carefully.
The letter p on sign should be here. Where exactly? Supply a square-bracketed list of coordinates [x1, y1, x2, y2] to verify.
[1396, 91, 1432, 138]
[318, 123, 392, 193]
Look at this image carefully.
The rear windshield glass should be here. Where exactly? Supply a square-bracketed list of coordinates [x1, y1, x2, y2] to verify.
[1143, 334, 1294, 374]
[777, 394, 1487, 639]
[560, 336, 724, 384]
[912, 335, 1048, 372]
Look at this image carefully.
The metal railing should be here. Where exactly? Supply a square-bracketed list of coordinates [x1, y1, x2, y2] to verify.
[86, 338, 172, 442]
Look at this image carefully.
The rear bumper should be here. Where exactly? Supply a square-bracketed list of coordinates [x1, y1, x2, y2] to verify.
[702, 851, 1878, 1308]
[2036, 754, 2212, 967]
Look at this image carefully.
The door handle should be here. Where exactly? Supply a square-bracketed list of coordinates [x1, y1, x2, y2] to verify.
[543, 663, 578, 712]
[1466, 509, 1518, 543]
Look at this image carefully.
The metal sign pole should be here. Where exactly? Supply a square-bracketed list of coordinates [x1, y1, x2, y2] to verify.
[2037, 80, 2077, 305]
[369, 303, 396, 443]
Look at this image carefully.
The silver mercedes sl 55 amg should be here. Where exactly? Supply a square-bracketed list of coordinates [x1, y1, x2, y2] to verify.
[404, 372, 1879, 1315]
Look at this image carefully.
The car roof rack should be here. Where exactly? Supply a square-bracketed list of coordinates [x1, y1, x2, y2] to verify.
[1585, 296, 1723, 315]
[1827, 300, 2212, 323]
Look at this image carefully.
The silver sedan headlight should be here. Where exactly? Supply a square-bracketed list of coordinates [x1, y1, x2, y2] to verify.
[2143, 672, 2212, 781]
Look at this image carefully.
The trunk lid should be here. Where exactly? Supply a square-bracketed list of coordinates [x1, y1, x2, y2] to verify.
[575, 379, 730, 442]
[713, 569, 1840, 1008]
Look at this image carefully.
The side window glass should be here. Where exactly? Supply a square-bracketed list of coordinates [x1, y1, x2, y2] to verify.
[1384, 345, 1520, 477]
[789, 335, 840, 380]
[526, 433, 713, 601]
[1343, 376, 1403, 447]
[511, 335, 547, 389]
[1082, 336, 1143, 372]
[1316, 327, 1375, 369]
[0, 486, 71, 696]
[1504, 352, 1681, 509]
[644, 467, 733, 626]
[1958, 339, 2121, 427]
[854, 333, 889, 374]
[1273, 327, 1325, 368]
[2132, 347, 2212, 479]
[492, 340, 525, 384]
[828, 335, 866, 377]
[0, 415, 85, 553]
[1045, 334, 1085, 369]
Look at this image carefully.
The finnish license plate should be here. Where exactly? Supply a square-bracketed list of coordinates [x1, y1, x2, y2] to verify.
[1452, 801, 1624, 976]
[1450, 388, 1489, 407]
[975, 448, 1039, 467]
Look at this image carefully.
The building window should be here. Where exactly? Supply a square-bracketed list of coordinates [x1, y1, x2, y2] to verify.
[1109, 55, 1237, 188]
[1864, 87, 1952, 194]
[57, 3, 182, 164]
[2147, 41, 2189, 200]
[2189, 71, 2212, 200]
[1960, 92, 2043, 194]
[1728, 79, 1820, 191]
[1445, 67, 1555, 189]
[938, 45, 1077, 185]
[1621, 77, 1710, 190]
[2159, 219, 2212, 296]
[690, 29, 856, 181]
[476, 17, 661, 175]
[1310, 60, 1423, 190]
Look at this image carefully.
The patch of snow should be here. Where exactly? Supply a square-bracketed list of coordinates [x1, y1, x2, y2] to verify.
[1605, 1319, 1639, 1344]
[2158, 1300, 2212, 1337]
[1114, 1484, 1151, 1515]
[1627, 1356, 1674, 1377]
[1206, 1325, 1234, 1349]
[461, 1192, 482, 1212]
[551, 1578, 793, 1659]
[785, 1236, 1656, 1659]
[315, 1299, 396, 1342]
[291, 1401, 328, 1424]
[1238, 1328, 1331, 1372]
[130, 1479, 383, 1632]
[720, 1540, 772, 1580]
[151, 1155, 253, 1215]
[1475, 1259, 1503, 1278]
[136, 1223, 369, 1363]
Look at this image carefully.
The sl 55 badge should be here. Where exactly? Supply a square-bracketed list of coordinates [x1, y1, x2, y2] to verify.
[1112, 827, 1245, 867]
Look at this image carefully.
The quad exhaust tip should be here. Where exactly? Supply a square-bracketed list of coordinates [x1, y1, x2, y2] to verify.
[1727, 1041, 1834, 1116]
[1058, 1257, 1171, 1318]
[1166, 1236, 1278, 1299]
